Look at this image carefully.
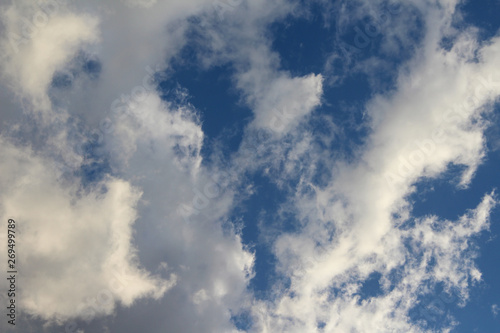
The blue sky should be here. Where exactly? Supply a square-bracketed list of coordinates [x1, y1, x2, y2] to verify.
[0, 0, 500, 332]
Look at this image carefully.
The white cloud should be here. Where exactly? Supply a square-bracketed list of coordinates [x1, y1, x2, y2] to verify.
[0, 0, 256, 331]
[99, 88, 255, 333]
[0, 136, 175, 323]
[248, 73, 323, 134]
[0, 0, 100, 113]
[493, 304, 499, 317]
[243, 1, 500, 332]
[192, 0, 324, 136]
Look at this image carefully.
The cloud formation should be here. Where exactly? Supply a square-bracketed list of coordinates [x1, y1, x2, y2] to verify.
[0, 0, 499, 332]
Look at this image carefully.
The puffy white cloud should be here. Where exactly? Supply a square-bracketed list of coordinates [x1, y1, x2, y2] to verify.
[0, 136, 175, 323]
[0, 0, 100, 114]
[0, 0, 256, 331]
[99, 88, 255, 333]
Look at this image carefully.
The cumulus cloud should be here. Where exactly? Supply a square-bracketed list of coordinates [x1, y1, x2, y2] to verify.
[0, 0, 499, 332]
[0, 136, 175, 323]
[0, 0, 100, 114]
[0, 0, 255, 331]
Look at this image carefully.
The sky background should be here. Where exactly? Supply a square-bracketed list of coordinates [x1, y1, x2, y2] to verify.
[0, 0, 500, 332]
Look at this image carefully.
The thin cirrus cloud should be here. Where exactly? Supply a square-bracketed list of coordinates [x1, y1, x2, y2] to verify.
[0, 0, 499, 333]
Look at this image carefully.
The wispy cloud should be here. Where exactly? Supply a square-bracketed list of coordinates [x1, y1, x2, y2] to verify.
[493, 304, 499, 317]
